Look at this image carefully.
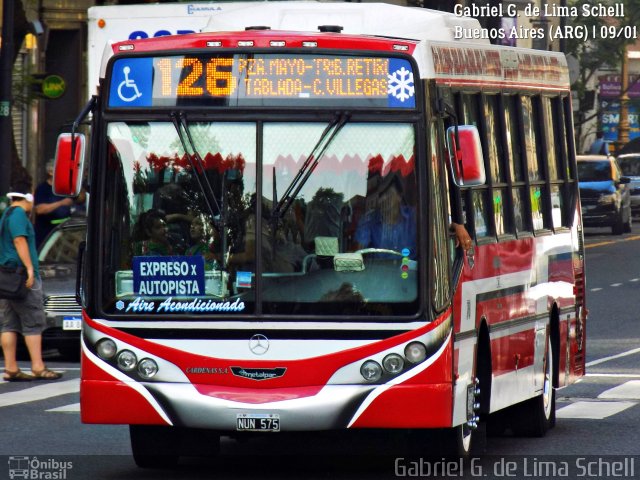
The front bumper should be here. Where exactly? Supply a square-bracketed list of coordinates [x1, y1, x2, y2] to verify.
[79, 327, 454, 431]
[42, 326, 81, 351]
[42, 294, 82, 351]
[581, 203, 618, 226]
[81, 377, 453, 431]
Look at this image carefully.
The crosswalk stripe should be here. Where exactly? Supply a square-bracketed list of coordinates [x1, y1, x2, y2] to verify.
[598, 380, 640, 399]
[0, 379, 79, 408]
[47, 403, 80, 413]
[556, 401, 636, 419]
[586, 347, 640, 367]
[557, 380, 640, 419]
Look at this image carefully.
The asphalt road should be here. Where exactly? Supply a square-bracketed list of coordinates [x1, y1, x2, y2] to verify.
[2, 224, 640, 479]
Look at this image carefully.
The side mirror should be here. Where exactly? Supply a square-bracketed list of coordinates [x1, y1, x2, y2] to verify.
[53, 133, 86, 197]
[446, 125, 486, 187]
[619, 176, 631, 185]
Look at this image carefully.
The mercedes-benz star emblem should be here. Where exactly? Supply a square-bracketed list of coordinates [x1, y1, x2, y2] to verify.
[249, 334, 270, 355]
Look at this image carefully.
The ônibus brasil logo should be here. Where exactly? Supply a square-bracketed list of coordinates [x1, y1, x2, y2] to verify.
[8, 456, 73, 479]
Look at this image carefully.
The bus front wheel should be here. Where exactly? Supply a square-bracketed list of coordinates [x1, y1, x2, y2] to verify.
[445, 423, 473, 458]
[511, 336, 556, 437]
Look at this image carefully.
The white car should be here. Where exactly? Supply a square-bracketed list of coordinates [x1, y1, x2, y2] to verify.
[616, 153, 640, 217]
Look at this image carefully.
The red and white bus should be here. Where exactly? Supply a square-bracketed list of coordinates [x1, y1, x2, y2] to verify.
[54, 2, 586, 467]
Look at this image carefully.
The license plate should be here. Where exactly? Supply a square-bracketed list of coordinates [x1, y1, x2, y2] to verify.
[62, 317, 82, 330]
[236, 413, 280, 432]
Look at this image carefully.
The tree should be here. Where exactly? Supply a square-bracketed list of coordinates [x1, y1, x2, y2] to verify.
[566, 0, 640, 148]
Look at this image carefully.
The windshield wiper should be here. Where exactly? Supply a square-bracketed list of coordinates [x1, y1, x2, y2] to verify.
[170, 112, 222, 217]
[272, 111, 351, 219]
[170, 112, 230, 270]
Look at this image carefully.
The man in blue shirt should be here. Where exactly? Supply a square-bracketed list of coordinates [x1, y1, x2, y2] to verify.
[0, 184, 62, 381]
[34, 160, 74, 247]
[355, 175, 417, 257]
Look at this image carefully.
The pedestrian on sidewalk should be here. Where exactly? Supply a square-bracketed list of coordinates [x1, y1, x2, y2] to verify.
[0, 181, 62, 381]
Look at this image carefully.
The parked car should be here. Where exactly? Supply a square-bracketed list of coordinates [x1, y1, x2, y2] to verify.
[615, 153, 640, 217]
[576, 155, 632, 235]
[38, 216, 86, 358]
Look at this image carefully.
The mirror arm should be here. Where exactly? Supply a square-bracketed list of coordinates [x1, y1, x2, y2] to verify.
[437, 98, 466, 226]
[68, 97, 96, 185]
[437, 97, 463, 171]
[71, 96, 96, 136]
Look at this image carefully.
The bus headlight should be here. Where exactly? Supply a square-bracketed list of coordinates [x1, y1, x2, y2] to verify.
[404, 341, 427, 364]
[137, 358, 159, 379]
[117, 350, 138, 371]
[96, 338, 117, 360]
[382, 353, 405, 374]
[360, 360, 383, 382]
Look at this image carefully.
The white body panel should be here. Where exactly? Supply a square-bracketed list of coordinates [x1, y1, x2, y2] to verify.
[203, 1, 486, 45]
[88, 2, 253, 96]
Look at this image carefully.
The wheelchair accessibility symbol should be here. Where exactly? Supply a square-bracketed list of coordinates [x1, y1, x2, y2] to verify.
[117, 66, 142, 102]
[108, 57, 152, 107]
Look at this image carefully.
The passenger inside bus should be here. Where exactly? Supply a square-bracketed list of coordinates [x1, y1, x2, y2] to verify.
[132, 209, 175, 256]
[153, 182, 192, 253]
[185, 216, 219, 270]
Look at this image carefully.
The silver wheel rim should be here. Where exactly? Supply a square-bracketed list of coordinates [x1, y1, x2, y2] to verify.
[461, 424, 472, 452]
[542, 338, 553, 419]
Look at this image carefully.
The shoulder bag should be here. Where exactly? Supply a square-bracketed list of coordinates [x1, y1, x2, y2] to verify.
[0, 207, 29, 300]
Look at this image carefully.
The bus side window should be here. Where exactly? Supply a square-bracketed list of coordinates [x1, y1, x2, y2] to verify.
[483, 94, 508, 237]
[483, 95, 504, 184]
[471, 189, 491, 239]
[504, 95, 531, 235]
[460, 93, 480, 127]
[430, 122, 452, 311]
[521, 95, 549, 232]
[545, 96, 570, 229]
[541, 97, 561, 181]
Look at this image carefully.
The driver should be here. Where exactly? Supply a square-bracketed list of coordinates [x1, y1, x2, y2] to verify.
[354, 173, 471, 256]
[354, 175, 416, 256]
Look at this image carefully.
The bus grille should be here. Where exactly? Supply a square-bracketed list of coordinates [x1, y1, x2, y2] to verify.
[44, 295, 81, 315]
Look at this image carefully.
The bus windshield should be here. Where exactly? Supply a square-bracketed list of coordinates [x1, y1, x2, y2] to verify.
[101, 120, 419, 318]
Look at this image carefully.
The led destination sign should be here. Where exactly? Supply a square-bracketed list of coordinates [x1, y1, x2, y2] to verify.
[108, 53, 416, 108]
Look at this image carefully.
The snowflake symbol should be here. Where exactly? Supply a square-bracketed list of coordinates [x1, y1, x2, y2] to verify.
[388, 67, 415, 102]
[116, 300, 125, 311]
